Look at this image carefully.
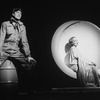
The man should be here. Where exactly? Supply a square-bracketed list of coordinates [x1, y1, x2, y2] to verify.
[64, 36, 100, 87]
[0, 8, 36, 91]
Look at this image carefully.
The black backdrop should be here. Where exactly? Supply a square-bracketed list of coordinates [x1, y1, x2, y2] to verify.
[0, 1, 100, 91]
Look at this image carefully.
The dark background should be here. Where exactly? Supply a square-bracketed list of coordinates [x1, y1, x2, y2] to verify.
[0, 1, 99, 91]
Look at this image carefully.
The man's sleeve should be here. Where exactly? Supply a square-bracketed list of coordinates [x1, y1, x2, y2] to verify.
[20, 25, 31, 57]
[0, 22, 6, 52]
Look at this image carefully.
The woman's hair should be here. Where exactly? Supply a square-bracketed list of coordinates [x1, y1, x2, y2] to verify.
[69, 36, 78, 45]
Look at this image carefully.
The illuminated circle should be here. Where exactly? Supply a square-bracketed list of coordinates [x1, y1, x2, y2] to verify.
[51, 20, 100, 79]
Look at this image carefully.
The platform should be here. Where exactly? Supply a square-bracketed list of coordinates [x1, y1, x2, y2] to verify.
[1, 87, 99, 100]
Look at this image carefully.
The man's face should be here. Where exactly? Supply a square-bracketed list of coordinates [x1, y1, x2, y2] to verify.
[13, 10, 22, 20]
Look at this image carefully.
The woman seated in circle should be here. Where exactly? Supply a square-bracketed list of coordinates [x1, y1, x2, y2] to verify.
[64, 36, 100, 87]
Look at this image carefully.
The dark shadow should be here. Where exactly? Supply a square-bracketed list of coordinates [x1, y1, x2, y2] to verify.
[64, 43, 72, 65]
[65, 43, 72, 54]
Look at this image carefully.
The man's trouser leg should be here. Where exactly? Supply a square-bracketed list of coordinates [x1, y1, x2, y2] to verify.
[13, 57, 33, 92]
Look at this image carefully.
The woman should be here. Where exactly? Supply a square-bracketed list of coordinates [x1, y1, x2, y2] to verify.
[64, 36, 100, 87]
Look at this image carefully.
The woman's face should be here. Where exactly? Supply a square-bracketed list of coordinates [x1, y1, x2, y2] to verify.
[71, 38, 78, 47]
[73, 39, 78, 46]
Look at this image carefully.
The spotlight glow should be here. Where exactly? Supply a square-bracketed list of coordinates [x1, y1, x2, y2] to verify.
[51, 21, 100, 79]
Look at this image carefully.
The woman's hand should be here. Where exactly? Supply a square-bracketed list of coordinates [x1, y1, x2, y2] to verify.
[89, 62, 96, 66]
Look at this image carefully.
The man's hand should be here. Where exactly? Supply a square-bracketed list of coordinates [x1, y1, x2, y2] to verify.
[28, 56, 35, 62]
[28, 56, 36, 66]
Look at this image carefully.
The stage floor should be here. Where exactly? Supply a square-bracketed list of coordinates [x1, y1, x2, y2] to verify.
[1, 87, 100, 100]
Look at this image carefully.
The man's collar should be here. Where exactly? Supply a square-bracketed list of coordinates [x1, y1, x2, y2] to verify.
[10, 17, 23, 25]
